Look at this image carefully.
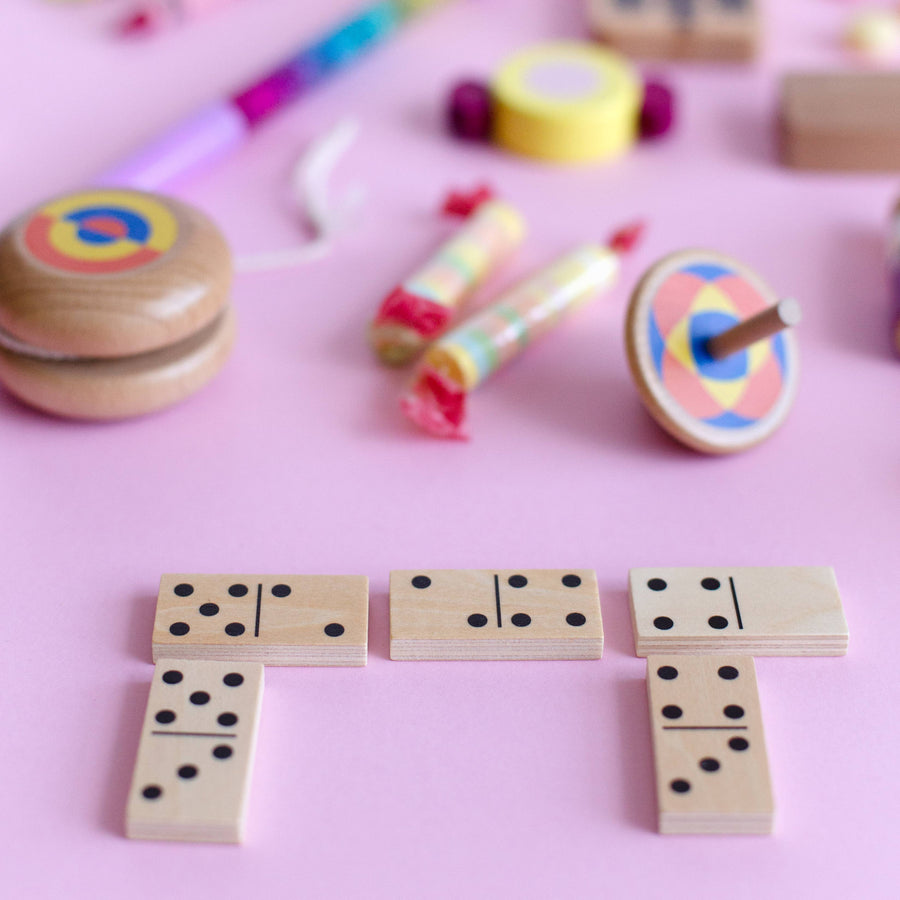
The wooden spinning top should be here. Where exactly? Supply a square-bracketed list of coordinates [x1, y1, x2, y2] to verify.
[625, 249, 800, 454]
[0, 187, 235, 419]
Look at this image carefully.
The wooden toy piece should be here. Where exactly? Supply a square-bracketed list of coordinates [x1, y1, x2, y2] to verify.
[0, 309, 235, 419]
[586, 0, 760, 63]
[389, 569, 602, 660]
[647, 655, 773, 834]
[490, 42, 643, 164]
[153, 574, 369, 666]
[126, 659, 264, 843]
[780, 72, 900, 171]
[704, 297, 800, 361]
[0, 187, 234, 418]
[629, 567, 849, 656]
[624, 249, 799, 454]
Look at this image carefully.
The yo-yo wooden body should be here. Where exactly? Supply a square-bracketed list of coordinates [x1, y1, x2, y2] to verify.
[0, 187, 235, 419]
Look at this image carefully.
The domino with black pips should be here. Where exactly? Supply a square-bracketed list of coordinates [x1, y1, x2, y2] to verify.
[587, 0, 760, 62]
[390, 569, 602, 660]
[126, 659, 264, 843]
[629, 567, 848, 656]
[153, 573, 369, 666]
[647, 654, 774, 834]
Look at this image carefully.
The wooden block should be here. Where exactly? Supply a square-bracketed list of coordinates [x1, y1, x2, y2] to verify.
[153, 574, 369, 666]
[629, 567, 848, 656]
[586, 0, 760, 62]
[647, 655, 773, 834]
[126, 659, 264, 843]
[389, 569, 602, 660]
[780, 73, 900, 171]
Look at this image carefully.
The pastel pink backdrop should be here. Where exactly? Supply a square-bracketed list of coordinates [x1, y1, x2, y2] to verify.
[1, 1, 897, 897]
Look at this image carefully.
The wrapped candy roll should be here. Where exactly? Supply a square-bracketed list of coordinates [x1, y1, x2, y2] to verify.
[402, 222, 642, 439]
[370, 187, 526, 366]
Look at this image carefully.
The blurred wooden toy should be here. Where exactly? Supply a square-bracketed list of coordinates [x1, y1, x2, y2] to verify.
[446, 42, 674, 164]
[625, 249, 800, 454]
[0, 188, 234, 419]
[780, 72, 900, 171]
[646, 655, 774, 834]
[153, 573, 369, 666]
[402, 222, 642, 439]
[389, 569, 603, 660]
[369, 187, 526, 366]
[586, 0, 760, 62]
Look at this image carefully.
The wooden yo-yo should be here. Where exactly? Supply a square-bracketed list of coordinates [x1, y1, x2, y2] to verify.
[0, 187, 235, 419]
[625, 249, 800, 454]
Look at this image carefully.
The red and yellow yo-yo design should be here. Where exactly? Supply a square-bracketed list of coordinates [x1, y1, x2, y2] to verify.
[625, 249, 800, 454]
[0, 187, 234, 419]
[22, 189, 179, 275]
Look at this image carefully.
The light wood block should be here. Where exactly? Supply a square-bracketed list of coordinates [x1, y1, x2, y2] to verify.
[153, 574, 369, 666]
[390, 569, 602, 660]
[629, 567, 848, 656]
[587, 0, 760, 62]
[780, 73, 900, 171]
[126, 659, 264, 843]
[647, 655, 773, 834]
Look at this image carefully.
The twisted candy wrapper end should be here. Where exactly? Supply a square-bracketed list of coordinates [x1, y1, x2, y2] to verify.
[441, 185, 495, 218]
[373, 288, 452, 337]
[400, 368, 469, 440]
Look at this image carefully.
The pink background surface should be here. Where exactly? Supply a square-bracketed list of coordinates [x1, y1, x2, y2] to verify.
[1, 1, 898, 897]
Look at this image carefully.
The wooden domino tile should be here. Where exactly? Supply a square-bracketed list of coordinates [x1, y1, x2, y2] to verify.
[780, 72, 900, 171]
[389, 569, 602, 660]
[629, 567, 849, 656]
[153, 574, 369, 666]
[647, 655, 773, 834]
[126, 659, 264, 843]
[586, 0, 760, 62]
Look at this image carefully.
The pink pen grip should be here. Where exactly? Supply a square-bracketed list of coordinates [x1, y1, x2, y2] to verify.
[96, 102, 247, 191]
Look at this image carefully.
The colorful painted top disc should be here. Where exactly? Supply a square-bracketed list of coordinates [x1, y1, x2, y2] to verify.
[0, 188, 232, 358]
[21, 190, 179, 275]
[625, 249, 799, 454]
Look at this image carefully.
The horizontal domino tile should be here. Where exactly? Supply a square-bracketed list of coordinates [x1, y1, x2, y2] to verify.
[390, 569, 603, 660]
[629, 566, 848, 657]
[153, 574, 369, 666]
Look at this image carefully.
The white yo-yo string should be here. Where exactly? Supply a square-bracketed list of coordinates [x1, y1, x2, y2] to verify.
[236, 118, 366, 273]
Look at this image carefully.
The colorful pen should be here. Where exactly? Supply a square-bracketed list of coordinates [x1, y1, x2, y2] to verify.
[100, 0, 448, 189]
